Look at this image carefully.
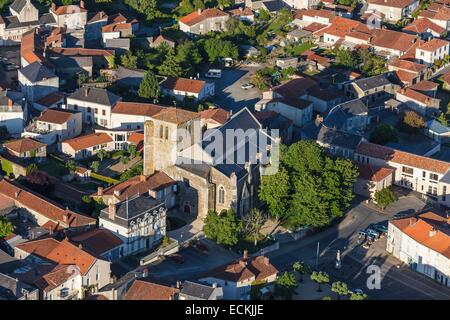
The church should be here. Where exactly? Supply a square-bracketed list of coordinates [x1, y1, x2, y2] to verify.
[143, 107, 276, 220]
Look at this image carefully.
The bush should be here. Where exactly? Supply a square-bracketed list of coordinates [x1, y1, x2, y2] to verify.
[90, 172, 119, 185]
[0, 158, 14, 177]
[399, 110, 426, 134]
[374, 187, 396, 210]
[369, 125, 399, 145]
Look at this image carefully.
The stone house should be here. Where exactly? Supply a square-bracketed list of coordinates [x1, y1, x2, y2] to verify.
[61, 132, 114, 160]
[367, 0, 419, 22]
[49, 1, 88, 30]
[18, 62, 59, 103]
[179, 8, 229, 36]
[3, 137, 46, 160]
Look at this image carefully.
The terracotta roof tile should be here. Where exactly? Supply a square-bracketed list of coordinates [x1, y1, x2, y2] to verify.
[368, 0, 418, 8]
[69, 228, 123, 256]
[102, 22, 132, 33]
[161, 76, 206, 94]
[124, 280, 178, 300]
[52, 4, 87, 15]
[397, 87, 434, 104]
[112, 101, 164, 117]
[4, 138, 46, 154]
[356, 163, 394, 182]
[151, 107, 200, 124]
[228, 7, 253, 17]
[0, 179, 96, 227]
[370, 28, 418, 53]
[50, 47, 114, 57]
[63, 133, 113, 152]
[200, 108, 230, 124]
[179, 8, 227, 27]
[409, 80, 438, 92]
[127, 132, 144, 145]
[303, 22, 328, 32]
[416, 38, 450, 52]
[35, 92, 66, 107]
[403, 17, 446, 35]
[294, 8, 336, 20]
[36, 108, 74, 124]
[208, 255, 278, 283]
[356, 142, 450, 174]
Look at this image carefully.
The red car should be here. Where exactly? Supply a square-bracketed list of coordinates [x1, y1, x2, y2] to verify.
[168, 253, 185, 264]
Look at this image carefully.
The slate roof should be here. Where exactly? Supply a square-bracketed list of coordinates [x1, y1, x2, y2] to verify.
[180, 281, 218, 300]
[39, 13, 56, 25]
[303, 122, 363, 150]
[4, 16, 38, 30]
[324, 99, 368, 130]
[68, 87, 121, 106]
[19, 62, 57, 83]
[10, 0, 28, 13]
[427, 119, 449, 135]
[0, 273, 36, 300]
[353, 74, 391, 92]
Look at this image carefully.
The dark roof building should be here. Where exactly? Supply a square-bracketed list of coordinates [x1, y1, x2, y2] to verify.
[19, 62, 57, 83]
[68, 87, 121, 106]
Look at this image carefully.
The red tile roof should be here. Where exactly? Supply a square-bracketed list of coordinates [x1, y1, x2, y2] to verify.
[96, 172, 175, 201]
[102, 22, 132, 33]
[63, 133, 113, 152]
[124, 280, 178, 300]
[160, 76, 206, 94]
[19, 264, 80, 292]
[294, 8, 336, 20]
[69, 228, 123, 256]
[370, 28, 418, 53]
[179, 8, 227, 27]
[3, 138, 46, 154]
[17, 238, 97, 274]
[355, 142, 450, 174]
[403, 17, 446, 35]
[228, 7, 254, 17]
[397, 87, 434, 104]
[315, 16, 368, 38]
[200, 108, 230, 125]
[208, 255, 278, 283]
[127, 132, 144, 145]
[441, 72, 450, 84]
[36, 108, 73, 124]
[0, 179, 96, 227]
[356, 163, 394, 182]
[151, 107, 200, 124]
[35, 92, 66, 107]
[367, 0, 417, 8]
[50, 47, 114, 57]
[303, 22, 328, 33]
[51, 4, 87, 15]
[416, 38, 450, 52]
[388, 58, 427, 73]
[391, 211, 450, 259]
[112, 101, 164, 117]
[409, 80, 438, 92]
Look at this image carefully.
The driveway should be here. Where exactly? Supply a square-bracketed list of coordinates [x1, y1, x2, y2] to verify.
[209, 66, 263, 112]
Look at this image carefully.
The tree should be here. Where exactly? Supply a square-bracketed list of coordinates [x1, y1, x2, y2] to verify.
[242, 208, 266, 246]
[26, 163, 38, 175]
[158, 49, 183, 77]
[203, 38, 238, 63]
[120, 155, 130, 165]
[23, 170, 54, 196]
[176, 41, 203, 75]
[350, 292, 368, 300]
[77, 72, 89, 86]
[138, 70, 160, 99]
[369, 124, 399, 145]
[437, 112, 449, 126]
[124, 0, 158, 21]
[258, 8, 270, 21]
[127, 144, 138, 159]
[193, 0, 205, 10]
[0, 217, 14, 238]
[217, 0, 233, 9]
[335, 48, 357, 69]
[97, 149, 109, 162]
[65, 160, 76, 175]
[400, 110, 426, 134]
[120, 50, 138, 69]
[374, 187, 396, 210]
[292, 261, 311, 282]
[275, 271, 297, 299]
[177, 0, 195, 16]
[203, 209, 241, 246]
[259, 141, 358, 231]
[331, 281, 349, 300]
[310, 271, 329, 292]
[90, 161, 100, 173]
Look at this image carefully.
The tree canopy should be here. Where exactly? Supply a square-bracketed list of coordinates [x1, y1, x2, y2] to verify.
[369, 124, 399, 145]
[203, 209, 242, 246]
[275, 271, 297, 299]
[259, 141, 358, 230]
[0, 217, 14, 238]
[203, 38, 238, 63]
[138, 70, 161, 99]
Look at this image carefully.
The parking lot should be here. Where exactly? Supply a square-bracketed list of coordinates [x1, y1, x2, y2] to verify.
[209, 65, 263, 112]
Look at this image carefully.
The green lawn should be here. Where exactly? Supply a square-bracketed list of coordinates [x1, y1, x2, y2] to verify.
[286, 43, 313, 56]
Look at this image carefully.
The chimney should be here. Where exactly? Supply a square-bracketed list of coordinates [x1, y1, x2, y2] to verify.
[78, 243, 83, 249]
[80, 0, 85, 9]
[51, 2, 56, 11]
[7, 98, 13, 110]
[176, 281, 181, 289]
[108, 202, 116, 220]
[114, 189, 121, 198]
[62, 213, 68, 223]
[212, 283, 217, 288]
[84, 87, 89, 97]
[315, 114, 323, 125]
[14, 190, 21, 198]
[97, 187, 104, 196]
[239, 260, 247, 268]
[140, 175, 146, 182]
[263, 256, 270, 266]
[243, 249, 248, 259]
[197, 8, 202, 15]
[429, 228, 437, 237]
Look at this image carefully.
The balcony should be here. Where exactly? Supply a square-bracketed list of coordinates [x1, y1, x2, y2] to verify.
[57, 289, 79, 300]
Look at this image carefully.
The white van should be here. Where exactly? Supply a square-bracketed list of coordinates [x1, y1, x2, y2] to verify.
[205, 69, 222, 78]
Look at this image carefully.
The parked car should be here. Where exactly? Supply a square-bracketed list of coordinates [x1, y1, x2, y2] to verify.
[365, 228, 380, 238]
[241, 83, 254, 90]
[168, 253, 185, 264]
[358, 230, 368, 238]
[370, 224, 388, 234]
[393, 213, 409, 219]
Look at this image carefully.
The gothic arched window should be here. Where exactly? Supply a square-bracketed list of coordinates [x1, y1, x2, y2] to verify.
[218, 186, 225, 204]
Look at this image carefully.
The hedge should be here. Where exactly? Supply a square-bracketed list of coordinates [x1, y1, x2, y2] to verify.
[90, 172, 119, 185]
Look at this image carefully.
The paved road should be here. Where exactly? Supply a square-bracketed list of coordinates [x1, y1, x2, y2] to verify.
[124, 196, 450, 299]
